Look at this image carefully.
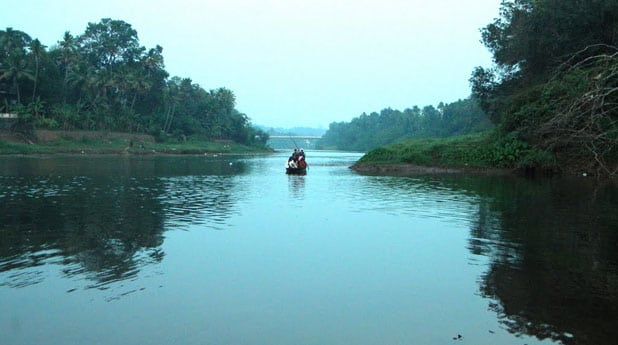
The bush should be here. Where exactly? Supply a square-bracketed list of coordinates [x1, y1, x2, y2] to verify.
[491, 135, 529, 167]
[358, 147, 398, 163]
[357, 131, 559, 171]
[11, 105, 35, 135]
[149, 127, 167, 143]
[35, 117, 59, 129]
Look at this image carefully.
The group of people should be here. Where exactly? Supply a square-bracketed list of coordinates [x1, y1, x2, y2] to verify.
[287, 148, 307, 169]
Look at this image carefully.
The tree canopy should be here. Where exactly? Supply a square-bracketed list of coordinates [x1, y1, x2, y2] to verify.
[319, 98, 492, 152]
[470, 0, 618, 174]
[0, 19, 268, 146]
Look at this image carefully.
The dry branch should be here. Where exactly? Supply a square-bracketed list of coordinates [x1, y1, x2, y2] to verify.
[536, 45, 618, 176]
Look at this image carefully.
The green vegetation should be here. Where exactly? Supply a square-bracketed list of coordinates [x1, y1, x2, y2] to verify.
[259, 126, 326, 137]
[0, 135, 267, 155]
[0, 19, 269, 149]
[319, 97, 492, 152]
[468, 0, 618, 175]
[357, 132, 555, 171]
[359, 0, 618, 176]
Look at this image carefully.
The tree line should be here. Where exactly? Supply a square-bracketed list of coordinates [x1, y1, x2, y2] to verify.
[0, 18, 268, 146]
[323, 0, 618, 174]
[470, 0, 618, 174]
[319, 98, 492, 151]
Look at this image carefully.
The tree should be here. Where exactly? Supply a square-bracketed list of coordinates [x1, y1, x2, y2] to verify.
[78, 18, 142, 72]
[57, 31, 78, 103]
[471, 0, 618, 174]
[0, 51, 34, 104]
[0, 27, 32, 56]
[480, 0, 618, 79]
[29, 39, 45, 102]
[319, 99, 492, 151]
[0, 28, 32, 104]
[0, 20, 264, 145]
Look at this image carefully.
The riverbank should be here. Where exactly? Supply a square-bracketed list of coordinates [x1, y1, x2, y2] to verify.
[351, 163, 511, 176]
[352, 132, 563, 176]
[0, 130, 272, 155]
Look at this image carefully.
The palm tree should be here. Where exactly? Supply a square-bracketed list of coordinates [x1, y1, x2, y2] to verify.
[124, 70, 152, 112]
[0, 27, 31, 54]
[0, 52, 34, 104]
[29, 39, 45, 102]
[162, 78, 181, 134]
[57, 31, 77, 103]
[142, 45, 165, 78]
[0, 28, 32, 105]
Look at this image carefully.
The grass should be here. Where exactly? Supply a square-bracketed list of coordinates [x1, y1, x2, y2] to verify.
[0, 137, 271, 155]
[356, 131, 557, 171]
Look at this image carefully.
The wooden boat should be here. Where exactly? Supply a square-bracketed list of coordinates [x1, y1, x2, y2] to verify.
[286, 167, 307, 175]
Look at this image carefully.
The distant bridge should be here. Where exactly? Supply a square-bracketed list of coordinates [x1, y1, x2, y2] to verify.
[267, 135, 323, 150]
[268, 135, 323, 139]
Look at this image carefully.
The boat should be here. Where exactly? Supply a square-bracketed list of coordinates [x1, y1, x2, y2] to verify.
[286, 149, 308, 175]
[286, 167, 307, 175]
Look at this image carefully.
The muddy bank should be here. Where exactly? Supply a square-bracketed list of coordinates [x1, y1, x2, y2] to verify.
[0, 129, 155, 144]
[0, 129, 271, 156]
[351, 163, 512, 176]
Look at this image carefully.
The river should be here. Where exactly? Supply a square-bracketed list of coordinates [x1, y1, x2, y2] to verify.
[1, 151, 616, 345]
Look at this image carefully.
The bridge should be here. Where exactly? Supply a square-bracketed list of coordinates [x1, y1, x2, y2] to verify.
[268, 135, 323, 139]
[267, 135, 323, 150]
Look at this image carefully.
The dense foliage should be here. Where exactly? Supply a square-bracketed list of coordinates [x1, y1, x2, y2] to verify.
[357, 132, 555, 171]
[0, 19, 268, 146]
[259, 126, 326, 137]
[470, 0, 618, 174]
[319, 98, 492, 151]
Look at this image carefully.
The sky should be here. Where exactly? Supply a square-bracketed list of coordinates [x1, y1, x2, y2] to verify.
[1, 0, 501, 128]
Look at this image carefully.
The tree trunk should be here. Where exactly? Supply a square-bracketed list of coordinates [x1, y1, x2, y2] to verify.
[14, 78, 21, 104]
[130, 93, 137, 111]
[32, 56, 39, 103]
[164, 103, 176, 133]
[63, 68, 69, 104]
[162, 105, 170, 133]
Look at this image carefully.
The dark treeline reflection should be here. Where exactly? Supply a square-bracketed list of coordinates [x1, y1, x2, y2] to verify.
[354, 174, 617, 345]
[0, 156, 248, 289]
[466, 178, 618, 345]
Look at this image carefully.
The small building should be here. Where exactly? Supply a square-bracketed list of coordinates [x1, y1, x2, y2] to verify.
[0, 113, 18, 130]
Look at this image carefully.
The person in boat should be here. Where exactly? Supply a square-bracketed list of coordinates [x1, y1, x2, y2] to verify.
[297, 154, 307, 169]
[287, 155, 298, 168]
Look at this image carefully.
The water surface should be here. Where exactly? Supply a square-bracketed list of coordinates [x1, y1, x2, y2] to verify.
[1, 152, 616, 345]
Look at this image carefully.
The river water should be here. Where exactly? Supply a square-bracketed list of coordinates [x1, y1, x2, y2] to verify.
[1, 151, 616, 345]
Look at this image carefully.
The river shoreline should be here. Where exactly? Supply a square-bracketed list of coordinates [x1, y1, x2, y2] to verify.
[0, 144, 273, 156]
[0, 151, 273, 159]
[348, 133, 615, 178]
[351, 162, 513, 176]
[0, 130, 272, 156]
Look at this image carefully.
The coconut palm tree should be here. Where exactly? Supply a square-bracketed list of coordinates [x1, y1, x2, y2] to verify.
[0, 52, 34, 104]
[57, 31, 77, 103]
[0, 28, 32, 105]
[29, 39, 45, 102]
[0, 27, 31, 55]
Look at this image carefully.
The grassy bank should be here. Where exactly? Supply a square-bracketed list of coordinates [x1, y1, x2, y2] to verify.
[354, 131, 558, 174]
[0, 132, 272, 155]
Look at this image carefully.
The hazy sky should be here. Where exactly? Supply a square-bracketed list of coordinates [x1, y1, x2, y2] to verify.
[1, 0, 501, 128]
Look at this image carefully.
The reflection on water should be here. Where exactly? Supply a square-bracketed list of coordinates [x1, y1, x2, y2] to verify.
[160, 175, 241, 228]
[0, 156, 248, 289]
[363, 175, 618, 344]
[354, 175, 618, 344]
[288, 175, 306, 199]
[346, 175, 481, 220]
[0, 152, 617, 345]
[463, 178, 618, 345]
